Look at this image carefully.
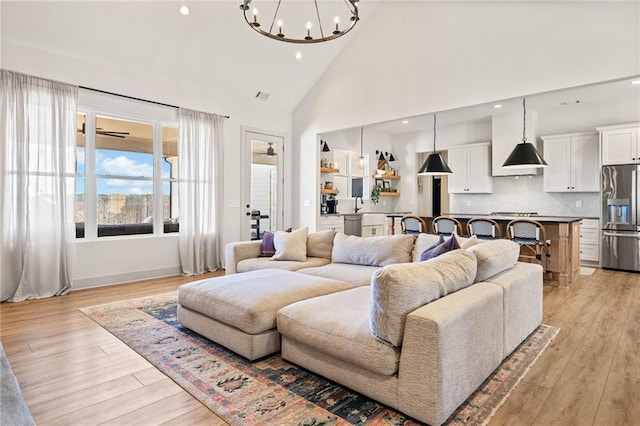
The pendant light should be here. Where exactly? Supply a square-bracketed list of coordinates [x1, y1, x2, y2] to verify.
[357, 127, 365, 166]
[417, 114, 452, 175]
[502, 98, 548, 169]
[321, 140, 330, 152]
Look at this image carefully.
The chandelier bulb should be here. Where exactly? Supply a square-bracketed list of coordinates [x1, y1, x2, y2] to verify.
[305, 21, 312, 40]
[277, 19, 284, 37]
[333, 16, 340, 34]
[252, 8, 259, 26]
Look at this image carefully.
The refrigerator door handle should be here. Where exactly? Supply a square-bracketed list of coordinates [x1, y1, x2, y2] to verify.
[603, 231, 640, 238]
[634, 167, 638, 226]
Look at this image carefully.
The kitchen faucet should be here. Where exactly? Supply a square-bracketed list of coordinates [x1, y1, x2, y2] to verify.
[354, 196, 364, 213]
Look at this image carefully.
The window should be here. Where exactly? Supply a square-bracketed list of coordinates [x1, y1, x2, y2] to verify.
[75, 108, 179, 238]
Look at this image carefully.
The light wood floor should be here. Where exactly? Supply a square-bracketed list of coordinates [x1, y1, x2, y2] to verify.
[1, 268, 639, 425]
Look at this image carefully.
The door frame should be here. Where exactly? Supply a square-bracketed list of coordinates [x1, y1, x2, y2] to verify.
[240, 126, 288, 241]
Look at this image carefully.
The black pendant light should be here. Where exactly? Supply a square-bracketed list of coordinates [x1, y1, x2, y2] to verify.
[321, 140, 330, 152]
[417, 114, 452, 175]
[502, 98, 548, 169]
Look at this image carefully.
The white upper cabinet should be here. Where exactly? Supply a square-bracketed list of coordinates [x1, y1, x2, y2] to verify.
[598, 123, 640, 165]
[448, 142, 493, 193]
[491, 109, 541, 176]
[542, 133, 599, 192]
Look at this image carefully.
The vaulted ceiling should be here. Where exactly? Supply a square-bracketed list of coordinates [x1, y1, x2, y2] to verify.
[1, 1, 378, 114]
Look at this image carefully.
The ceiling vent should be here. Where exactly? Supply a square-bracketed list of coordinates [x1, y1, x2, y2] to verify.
[255, 91, 270, 101]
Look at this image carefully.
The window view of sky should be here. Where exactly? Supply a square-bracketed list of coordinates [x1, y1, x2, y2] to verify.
[76, 148, 172, 195]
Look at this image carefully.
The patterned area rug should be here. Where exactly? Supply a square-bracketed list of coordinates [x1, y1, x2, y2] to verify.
[81, 293, 559, 426]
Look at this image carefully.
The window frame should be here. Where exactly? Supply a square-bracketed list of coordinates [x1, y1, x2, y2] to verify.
[77, 101, 179, 240]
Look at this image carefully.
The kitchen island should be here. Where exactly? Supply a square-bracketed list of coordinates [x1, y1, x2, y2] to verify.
[386, 213, 582, 288]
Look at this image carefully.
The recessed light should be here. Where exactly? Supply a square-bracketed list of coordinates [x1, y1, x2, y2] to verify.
[179, 5, 190, 15]
[493, 104, 502, 109]
[295, 51, 302, 60]
[632, 80, 640, 85]
[402, 120, 409, 124]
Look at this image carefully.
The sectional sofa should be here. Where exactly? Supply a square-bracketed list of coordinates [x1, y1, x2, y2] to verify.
[179, 228, 543, 425]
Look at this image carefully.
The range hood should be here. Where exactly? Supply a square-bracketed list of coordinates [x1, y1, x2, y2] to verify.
[491, 109, 541, 177]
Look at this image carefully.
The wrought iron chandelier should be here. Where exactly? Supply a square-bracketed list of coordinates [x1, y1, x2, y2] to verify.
[240, 0, 360, 44]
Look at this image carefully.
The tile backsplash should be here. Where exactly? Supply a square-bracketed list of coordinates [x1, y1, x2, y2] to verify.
[450, 175, 600, 218]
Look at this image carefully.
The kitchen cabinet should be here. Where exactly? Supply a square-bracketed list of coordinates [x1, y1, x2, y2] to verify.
[448, 142, 492, 193]
[579, 218, 599, 264]
[542, 132, 599, 192]
[317, 215, 344, 233]
[598, 123, 640, 165]
[361, 214, 385, 237]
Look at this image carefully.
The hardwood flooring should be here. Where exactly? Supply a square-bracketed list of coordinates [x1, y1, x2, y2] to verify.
[1, 268, 639, 425]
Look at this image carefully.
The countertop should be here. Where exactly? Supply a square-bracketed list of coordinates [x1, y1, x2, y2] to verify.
[384, 213, 584, 223]
[321, 211, 410, 217]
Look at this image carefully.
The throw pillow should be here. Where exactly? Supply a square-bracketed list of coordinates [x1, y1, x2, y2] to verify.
[420, 234, 459, 261]
[272, 227, 309, 261]
[259, 231, 276, 257]
[459, 234, 482, 249]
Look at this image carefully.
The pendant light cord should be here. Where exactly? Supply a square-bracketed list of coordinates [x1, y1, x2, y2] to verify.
[360, 127, 363, 157]
[433, 114, 437, 153]
[522, 98, 527, 143]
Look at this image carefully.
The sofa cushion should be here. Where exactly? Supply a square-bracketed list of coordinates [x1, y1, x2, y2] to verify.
[238, 256, 330, 273]
[458, 234, 482, 249]
[298, 263, 380, 287]
[277, 286, 400, 376]
[332, 233, 414, 266]
[370, 249, 477, 347]
[307, 229, 336, 260]
[259, 231, 276, 257]
[466, 239, 520, 282]
[178, 269, 352, 335]
[412, 233, 442, 262]
[420, 234, 459, 261]
[273, 227, 308, 261]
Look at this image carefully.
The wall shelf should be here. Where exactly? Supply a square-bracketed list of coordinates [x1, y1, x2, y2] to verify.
[372, 174, 400, 180]
[380, 192, 401, 197]
[320, 188, 338, 195]
[321, 167, 340, 173]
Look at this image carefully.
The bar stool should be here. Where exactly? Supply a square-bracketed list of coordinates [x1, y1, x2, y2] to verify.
[401, 214, 428, 236]
[506, 218, 551, 267]
[467, 217, 502, 240]
[432, 216, 463, 236]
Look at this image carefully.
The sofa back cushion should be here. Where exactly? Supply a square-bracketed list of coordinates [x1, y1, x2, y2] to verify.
[370, 249, 477, 347]
[307, 229, 336, 260]
[466, 239, 520, 282]
[332, 233, 415, 266]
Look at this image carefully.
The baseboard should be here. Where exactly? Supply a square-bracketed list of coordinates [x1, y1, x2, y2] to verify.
[71, 266, 182, 291]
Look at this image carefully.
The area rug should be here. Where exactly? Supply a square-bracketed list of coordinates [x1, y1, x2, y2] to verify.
[81, 293, 559, 426]
[580, 267, 596, 276]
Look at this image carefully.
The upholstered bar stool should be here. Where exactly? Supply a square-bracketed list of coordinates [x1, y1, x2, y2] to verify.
[467, 217, 502, 240]
[506, 218, 551, 268]
[400, 214, 428, 236]
[432, 216, 463, 236]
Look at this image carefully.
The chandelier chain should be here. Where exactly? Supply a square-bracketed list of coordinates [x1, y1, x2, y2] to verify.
[269, 0, 283, 33]
[433, 114, 437, 153]
[315, 0, 325, 39]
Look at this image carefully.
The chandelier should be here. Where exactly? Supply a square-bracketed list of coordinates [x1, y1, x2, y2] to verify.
[240, 0, 360, 44]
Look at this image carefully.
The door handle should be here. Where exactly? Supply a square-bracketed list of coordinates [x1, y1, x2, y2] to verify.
[603, 232, 640, 238]
[246, 212, 251, 216]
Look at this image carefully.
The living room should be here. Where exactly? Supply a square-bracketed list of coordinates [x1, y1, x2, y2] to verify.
[2, 1, 639, 425]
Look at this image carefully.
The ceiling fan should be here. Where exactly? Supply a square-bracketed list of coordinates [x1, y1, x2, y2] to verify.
[77, 122, 131, 139]
[253, 142, 277, 157]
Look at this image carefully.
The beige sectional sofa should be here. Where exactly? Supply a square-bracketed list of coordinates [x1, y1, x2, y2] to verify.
[192, 229, 543, 425]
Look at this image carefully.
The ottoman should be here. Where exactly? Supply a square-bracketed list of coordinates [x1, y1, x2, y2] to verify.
[177, 269, 353, 360]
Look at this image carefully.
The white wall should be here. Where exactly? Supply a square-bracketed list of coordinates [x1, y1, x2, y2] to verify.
[293, 1, 640, 229]
[2, 39, 291, 288]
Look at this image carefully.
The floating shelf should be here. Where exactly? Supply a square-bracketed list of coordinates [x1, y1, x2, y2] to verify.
[321, 188, 338, 195]
[321, 167, 340, 173]
[380, 192, 401, 197]
[372, 174, 401, 180]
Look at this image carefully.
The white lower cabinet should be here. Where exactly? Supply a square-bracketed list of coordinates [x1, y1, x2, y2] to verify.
[580, 219, 599, 264]
[317, 216, 344, 234]
[362, 214, 385, 237]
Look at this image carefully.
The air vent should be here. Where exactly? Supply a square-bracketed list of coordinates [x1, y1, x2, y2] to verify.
[255, 91, 270, 101]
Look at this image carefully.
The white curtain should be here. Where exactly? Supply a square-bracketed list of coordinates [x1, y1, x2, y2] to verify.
[1, 70, 78, 301]
[178, 108, 225, 275]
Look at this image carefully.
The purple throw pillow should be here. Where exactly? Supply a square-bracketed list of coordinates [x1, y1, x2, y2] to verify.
[259, 232, 276, 257]
[420, 234, 460, 261]
[418, 235, 444, 261]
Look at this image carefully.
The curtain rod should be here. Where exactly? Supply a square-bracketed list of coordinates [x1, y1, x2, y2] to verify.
[79, 85, 230, 119]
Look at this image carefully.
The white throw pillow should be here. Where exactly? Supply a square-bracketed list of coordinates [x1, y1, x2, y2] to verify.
[459, 234, 482, 249]
[272, 227, 308, 261]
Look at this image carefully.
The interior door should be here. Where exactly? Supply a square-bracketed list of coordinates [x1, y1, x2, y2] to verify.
[242, 129, 284, 241]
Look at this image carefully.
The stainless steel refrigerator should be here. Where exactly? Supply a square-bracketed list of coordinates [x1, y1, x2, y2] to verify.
[601, 164, 640, 272]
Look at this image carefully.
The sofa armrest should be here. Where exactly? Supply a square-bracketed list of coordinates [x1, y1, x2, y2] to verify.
[397, 283, 503, 426]
[224, 240, 262, 274]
